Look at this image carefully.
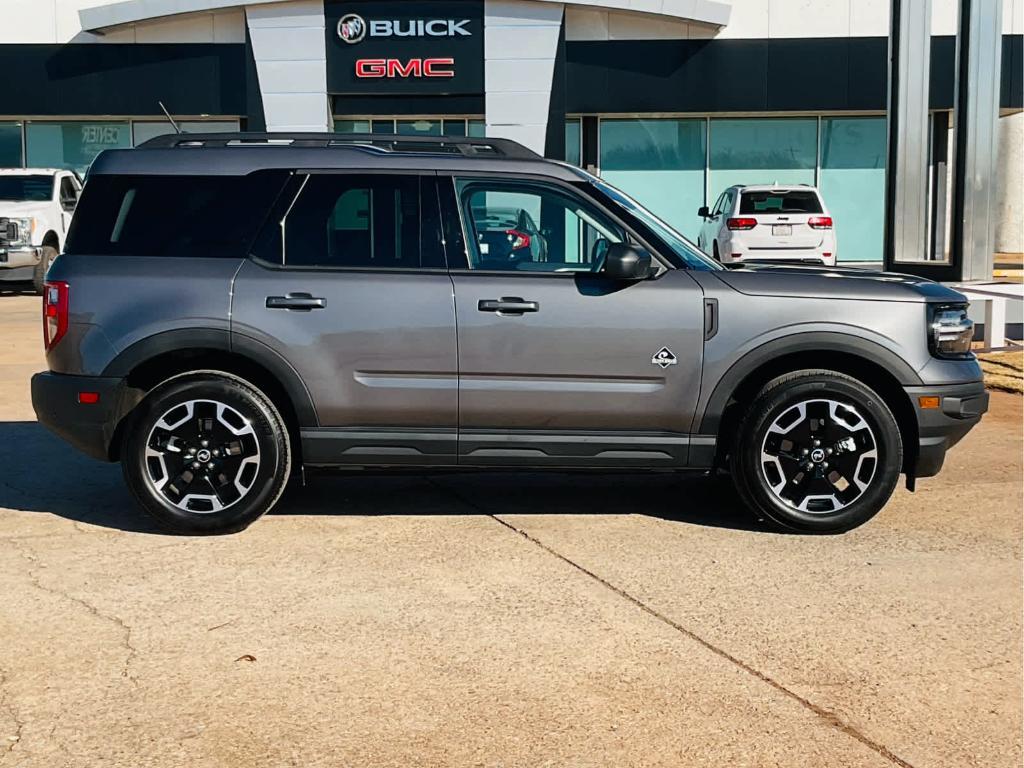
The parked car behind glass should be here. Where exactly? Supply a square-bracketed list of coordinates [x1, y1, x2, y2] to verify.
[697, 184, 837, 267]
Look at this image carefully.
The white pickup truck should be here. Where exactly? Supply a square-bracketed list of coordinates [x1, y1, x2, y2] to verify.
[0, 168, 82, 293]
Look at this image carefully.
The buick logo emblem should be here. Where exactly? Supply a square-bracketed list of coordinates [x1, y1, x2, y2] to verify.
[337, 13, 366, 44]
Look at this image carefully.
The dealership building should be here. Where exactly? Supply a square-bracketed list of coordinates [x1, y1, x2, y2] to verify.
[2, 0, 1022, 265]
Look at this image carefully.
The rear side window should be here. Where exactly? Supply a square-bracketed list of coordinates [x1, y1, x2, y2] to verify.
[65, 172, 288, 257]
[255, 173, 444, 270]
[739, 190, 822, 214]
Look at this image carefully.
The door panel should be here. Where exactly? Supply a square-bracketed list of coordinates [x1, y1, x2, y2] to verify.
[452, 269, 705, 466]
[231, 172, 458, 465]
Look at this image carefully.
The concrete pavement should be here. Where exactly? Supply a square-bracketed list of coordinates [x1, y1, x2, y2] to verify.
[0, 292, 1020, 767]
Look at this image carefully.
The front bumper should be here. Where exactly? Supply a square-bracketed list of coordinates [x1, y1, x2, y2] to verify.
[0, 246, 40, 268]
[31, 371, 143, 462]
[904, 380, 989, 479]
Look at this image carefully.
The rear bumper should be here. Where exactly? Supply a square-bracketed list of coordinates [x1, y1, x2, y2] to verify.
[904, 381, 989, 479]
[31, 371, 142, 462]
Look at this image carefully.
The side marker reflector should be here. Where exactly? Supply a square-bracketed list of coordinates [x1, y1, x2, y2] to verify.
[918, 396, 940, 409]
[78, 392, 100, 404]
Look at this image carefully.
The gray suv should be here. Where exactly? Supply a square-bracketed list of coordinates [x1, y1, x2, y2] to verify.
[31, 133, 987, 535]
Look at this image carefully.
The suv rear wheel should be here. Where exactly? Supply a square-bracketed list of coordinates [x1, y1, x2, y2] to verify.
[730, 370, 902, 533]
[122, 371, 291, 534]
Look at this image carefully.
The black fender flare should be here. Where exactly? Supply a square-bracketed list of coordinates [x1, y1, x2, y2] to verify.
[697, 331, 923, 434]
[101, 328, 318, 427]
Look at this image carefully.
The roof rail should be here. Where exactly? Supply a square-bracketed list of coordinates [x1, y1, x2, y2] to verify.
[135, 132, 542, 160]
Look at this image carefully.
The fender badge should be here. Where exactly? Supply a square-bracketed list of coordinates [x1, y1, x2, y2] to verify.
[652, 347, 677, 368]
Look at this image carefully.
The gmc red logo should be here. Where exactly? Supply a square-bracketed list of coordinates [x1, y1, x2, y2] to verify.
[355, 57, 455, 78]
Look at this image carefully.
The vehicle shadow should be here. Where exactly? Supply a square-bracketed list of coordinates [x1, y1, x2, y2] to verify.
[0, 286, 36, 298]
[0, 421, 774, 536]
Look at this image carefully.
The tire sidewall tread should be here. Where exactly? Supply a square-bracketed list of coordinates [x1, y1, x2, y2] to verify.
[730, 369, 903, 534]
[122, 370, 292, 535]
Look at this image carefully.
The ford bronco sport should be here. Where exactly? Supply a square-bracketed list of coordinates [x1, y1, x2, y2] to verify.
[31, 133, 987, 535]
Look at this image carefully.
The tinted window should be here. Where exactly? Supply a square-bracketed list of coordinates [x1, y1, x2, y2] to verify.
[457, 180, 626, 273]
[280, 174, 441, 269]
[0, 175, 53, 202]
[740, 190, 823, 214]
[66, 172, 287, 257]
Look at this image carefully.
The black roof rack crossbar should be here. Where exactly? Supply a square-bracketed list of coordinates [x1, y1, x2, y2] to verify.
[136, 132, 541, 159]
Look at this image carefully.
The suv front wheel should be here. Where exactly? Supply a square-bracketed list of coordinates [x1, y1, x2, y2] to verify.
[122, 371, 291, 534]
[730, 370, 903, 533]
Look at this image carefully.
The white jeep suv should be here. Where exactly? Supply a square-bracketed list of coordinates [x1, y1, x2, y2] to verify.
[0, 168, 81, 293]
[696, 184, 837, 267]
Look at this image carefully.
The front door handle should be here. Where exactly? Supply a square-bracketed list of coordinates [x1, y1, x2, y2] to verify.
[478, 297, 539, 315]
[266, 293, 326, 311]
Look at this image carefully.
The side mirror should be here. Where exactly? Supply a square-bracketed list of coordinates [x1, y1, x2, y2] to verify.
[697, 206, 710, 219]
[604, 243, 653, 281]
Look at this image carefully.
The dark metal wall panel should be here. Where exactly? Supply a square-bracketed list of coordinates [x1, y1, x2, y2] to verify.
[0, 44, 246, 117]
[566, 35, 1022, 115]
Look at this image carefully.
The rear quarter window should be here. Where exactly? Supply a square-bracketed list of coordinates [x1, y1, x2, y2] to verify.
[739, 190, 822, 214]
[65, 171, 289, 257]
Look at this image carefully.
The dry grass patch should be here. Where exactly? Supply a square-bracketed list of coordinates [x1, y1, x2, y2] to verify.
[978, 349, 1023, 394]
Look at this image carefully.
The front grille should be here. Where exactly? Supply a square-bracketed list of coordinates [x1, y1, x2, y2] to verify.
[0, 217, 10, 249]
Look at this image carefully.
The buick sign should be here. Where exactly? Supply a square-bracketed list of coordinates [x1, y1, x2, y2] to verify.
[337, 14, 472, 43]
[337, 14, 367, 43]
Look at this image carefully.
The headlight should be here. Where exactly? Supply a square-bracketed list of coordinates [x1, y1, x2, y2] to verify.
[9, 217, 35, 247]
[929, 304, 974, 358]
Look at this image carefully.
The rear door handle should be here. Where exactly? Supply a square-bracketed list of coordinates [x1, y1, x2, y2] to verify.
[266, 293, 326, 311]
[478, 297, 539, 315]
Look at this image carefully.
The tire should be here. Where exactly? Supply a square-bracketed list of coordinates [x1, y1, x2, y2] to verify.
[32, 246, 58, 295]
[122, 371, 292, 534]
[729, 370, 902, 533]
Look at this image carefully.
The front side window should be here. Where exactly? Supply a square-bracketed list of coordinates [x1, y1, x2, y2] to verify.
[279, 174, 441, 269]
[456, 179, 625, 273]
[59, 177, 78, 210]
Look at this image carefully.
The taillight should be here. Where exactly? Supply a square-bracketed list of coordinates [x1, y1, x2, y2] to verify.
[808, 216, 833, 229]
[726, 218, 757, 230]
[505, 229, 532, 251]
[43, 280, 69, 351]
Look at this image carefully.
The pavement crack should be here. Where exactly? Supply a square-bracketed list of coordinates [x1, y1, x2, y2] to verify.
[10, 539, 139, 687]
[486, 512, 918, 768]
[0, 669, 25, 759]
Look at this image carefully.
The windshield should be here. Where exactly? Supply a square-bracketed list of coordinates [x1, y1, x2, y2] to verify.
[585, 176, 722, 271]
[0, 175, 54, 202]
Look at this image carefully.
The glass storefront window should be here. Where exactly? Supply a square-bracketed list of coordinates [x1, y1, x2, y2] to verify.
[372, 120, 396, 134]
[565, 119, 581, 166]
[26, 121, 131, 175]
[334, 119, 371, 133]
[443, 120, 467, 136]
[708, 118, 817, 204]
[396, 119, 442, 136]
[819, 116, 886, 263]
[0, 122, 23, 168]
[600, 118, 706, 239]
[132, 120, 239, 146]
[467, 120, 485, 138]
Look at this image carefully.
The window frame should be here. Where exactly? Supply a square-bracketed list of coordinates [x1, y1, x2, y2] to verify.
[247, 169, 450, 275]
[441, 172, 673, 277]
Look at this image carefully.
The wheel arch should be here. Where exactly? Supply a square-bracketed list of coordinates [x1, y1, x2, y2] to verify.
[700, 333, 921, 474]
[102, 329, 317, 462]
[41, 230, 60, 250]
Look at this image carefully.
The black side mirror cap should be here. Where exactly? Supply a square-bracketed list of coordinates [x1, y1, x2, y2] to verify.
[604, 243, 653, 281]
[697, 206, 710, 218]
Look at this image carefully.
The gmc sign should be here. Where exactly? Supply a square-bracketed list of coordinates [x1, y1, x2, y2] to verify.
[355, 58, 455, 78]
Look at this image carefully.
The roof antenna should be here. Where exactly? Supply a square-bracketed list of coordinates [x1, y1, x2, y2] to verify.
[158, 101, 181, 134]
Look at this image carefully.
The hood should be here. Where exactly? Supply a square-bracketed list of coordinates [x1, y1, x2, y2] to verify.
[710, 263, 967, 304]
[0, 200, 52, 218]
